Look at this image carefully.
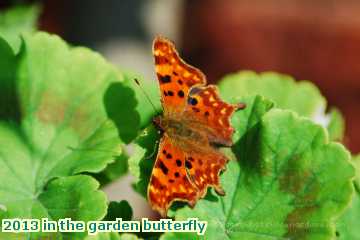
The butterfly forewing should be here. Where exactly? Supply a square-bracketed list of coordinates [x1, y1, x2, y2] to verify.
[153, 36, 206, 116]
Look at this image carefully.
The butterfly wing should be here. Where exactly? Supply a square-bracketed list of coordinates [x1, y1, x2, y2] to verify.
[183, 148, 228, 197]
[153, 36, 243, 145]
[148, 134, 229, 216]
[147, 135, 199, 217]
[184, 85, 241, 146]
[153, 36, 206, 116]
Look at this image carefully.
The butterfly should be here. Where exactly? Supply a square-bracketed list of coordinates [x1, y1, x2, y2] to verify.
[148, 36, 245, 217]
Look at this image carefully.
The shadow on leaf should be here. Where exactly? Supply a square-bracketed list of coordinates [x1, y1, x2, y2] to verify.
[230, 95, 274, 184]
[232, 123, 262, 176]
[104, 82, 140, 144]
[104, 200, 133, 221]
[0, 37, 21, 122]
[133, 125, 160, 197]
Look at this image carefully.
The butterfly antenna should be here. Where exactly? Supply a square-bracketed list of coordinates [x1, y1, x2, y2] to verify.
[134, 78, 159, 114]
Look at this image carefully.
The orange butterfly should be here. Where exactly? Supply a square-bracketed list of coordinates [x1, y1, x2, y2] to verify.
[148, 36, 245, 217]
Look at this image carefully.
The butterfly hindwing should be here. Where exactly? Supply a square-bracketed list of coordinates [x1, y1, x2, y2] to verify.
[147, 135, 199, 217]
[148, 135, 229, 216]
[184, 85, 239, 146]
[153, 36, 206, 115]
[184, 149, 228, 197]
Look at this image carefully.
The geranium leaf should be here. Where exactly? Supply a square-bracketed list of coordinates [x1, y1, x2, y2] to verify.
[335, 155, 360, 239]
[0, 32, 129, 239]
[0, 5, 39, 53]
[218, 71, 325, 117]
[218, 71, 344, 141]
[104, 200, 133, 221]
[84, 233, 141, 240]
[327, 108, 345, 142]
[336, 191, 360, 240]
[162, 106, 354, 239]
[128, 125, 160, 197]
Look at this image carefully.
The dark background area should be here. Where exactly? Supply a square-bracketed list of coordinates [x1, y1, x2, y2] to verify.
[1, 0, 359, 153]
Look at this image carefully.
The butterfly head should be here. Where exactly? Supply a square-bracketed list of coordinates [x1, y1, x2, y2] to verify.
[152, 115, 164, 132]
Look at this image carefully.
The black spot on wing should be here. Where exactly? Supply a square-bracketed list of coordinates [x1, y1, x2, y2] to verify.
[158, 74, 171, 83]
[176, 159, 182, 167]
[158, 160, 169, 175]
[178, 90, 184, 98]
[185, 160, 193, 169]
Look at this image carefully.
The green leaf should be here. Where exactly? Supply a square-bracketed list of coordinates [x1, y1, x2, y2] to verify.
[104, 78, 140, 144]
[218, 71, 345, 141]
[336, 191, 360, 240]
[0, 36, 19, 121]
[118, 234, 142, 240]
[93, 151, 129, 186]
[16, 32, 125, 184]
[104, 201, 133, 221]
[336, 154, 360, 240]
[118, 233, 143, 240]
[102, 72, 159, 145]
[0, 232, 28, 240]
[39, 175, 107, 240]
[0, 5, 40, 53]
[327, 108, 345, 142]
[163, 106, 355, 239]
[84, 233, 142, 240]
[100, 72, 160, 188]
[39, 175, 107, 220]
[218, 71, 325, 117]
[0, 32, 129, 238]
[354, 155, 360, 191]
[102, 69, 161, 146]
[85, 232, 120, 240]
[128, 125, 160, 197]
[122, 72, 161, 128]
[230, 95, 274, 173]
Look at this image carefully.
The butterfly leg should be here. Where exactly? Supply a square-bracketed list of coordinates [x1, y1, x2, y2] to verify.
[235, 102, 246, 110]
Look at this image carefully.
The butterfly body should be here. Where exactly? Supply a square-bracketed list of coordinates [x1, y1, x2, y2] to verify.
[148, 36, 245, 217]
[154, 116, 207, 146]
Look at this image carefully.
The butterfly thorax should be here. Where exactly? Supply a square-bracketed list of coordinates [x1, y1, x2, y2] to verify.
[153, 115, 205, 145]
